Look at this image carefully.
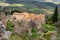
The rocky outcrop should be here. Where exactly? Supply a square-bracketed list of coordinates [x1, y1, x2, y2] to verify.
[0, 21, 11, 40]
[0, 13, 11, 40]
[51, 31, 57, 40]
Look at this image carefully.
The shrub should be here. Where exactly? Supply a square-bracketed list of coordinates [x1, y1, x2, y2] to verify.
[29, 28, 40, 40]
[20, 32, 28, 40]
[6, 21, 14, 33]
[42, 24, 56, 31]
[43, 31, 51, 40]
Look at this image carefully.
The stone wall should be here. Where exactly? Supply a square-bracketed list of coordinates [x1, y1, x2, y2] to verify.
[0, 21, 11, 40]
[13, 12, 45, 24]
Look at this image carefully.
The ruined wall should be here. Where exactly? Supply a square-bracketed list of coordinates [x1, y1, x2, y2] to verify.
[11, 12, 45, 36]
[13, 12, 45, 24]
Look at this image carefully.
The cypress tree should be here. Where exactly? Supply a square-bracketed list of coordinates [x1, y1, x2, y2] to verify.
[53, 5, 58, 23]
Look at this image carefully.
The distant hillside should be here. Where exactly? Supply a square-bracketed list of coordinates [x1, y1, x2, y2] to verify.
[0, 1, 57, 14]
[0, 0, 56, 9]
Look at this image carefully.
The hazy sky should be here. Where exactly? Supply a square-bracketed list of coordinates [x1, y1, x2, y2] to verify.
[43, 0, 60, 4]
[44, 0, 60, 2]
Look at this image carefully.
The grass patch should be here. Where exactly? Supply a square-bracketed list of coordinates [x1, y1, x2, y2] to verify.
[42, 24, 56, 31]
[10, 34, 22, 40]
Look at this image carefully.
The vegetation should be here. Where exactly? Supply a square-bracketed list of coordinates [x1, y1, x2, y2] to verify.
[10, 34, 22, 40]
[42, 24, 56, 40]
[0, 1, 56, 15]
[43, 31, 51, 40]
[10, 24, 56, 40]
[0, 1, 59, 40]
[52, 5, 58, 23]
[6, 20, 14, 34]
[20, 32, 28, 40]
[42, 24, 55, 31]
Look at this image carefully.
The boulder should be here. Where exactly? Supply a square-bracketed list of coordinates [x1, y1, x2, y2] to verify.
[3, 31, 11, 40]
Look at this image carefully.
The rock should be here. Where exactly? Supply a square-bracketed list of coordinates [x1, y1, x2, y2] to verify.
[3, 31, 11, 40]
[14, 26, 23, 35]
[51, 31, 57, 40]
[0, 21, 11, 40]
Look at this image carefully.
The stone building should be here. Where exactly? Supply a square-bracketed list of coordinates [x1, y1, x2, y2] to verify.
[12, 12, 45, 24]
[12, 12, 45, 36]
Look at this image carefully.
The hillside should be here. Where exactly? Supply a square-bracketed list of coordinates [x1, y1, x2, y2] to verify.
[0, 0, 59, 40]
[0, 1, 56, 15]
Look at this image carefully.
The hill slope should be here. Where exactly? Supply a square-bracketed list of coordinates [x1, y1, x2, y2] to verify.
[0, 1, 57, 14]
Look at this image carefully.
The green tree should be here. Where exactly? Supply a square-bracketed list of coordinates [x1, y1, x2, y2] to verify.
[52, 5, 58, 23]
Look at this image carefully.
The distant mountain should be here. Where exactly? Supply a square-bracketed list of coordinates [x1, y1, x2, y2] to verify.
[0, 0, 45, 2]
[0, 0, 57, 4]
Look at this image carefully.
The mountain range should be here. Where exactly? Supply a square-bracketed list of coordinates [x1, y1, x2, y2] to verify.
[0, 0, 60, 4]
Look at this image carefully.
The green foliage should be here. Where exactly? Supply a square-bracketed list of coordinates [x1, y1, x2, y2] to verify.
[46, 14, 54, 25]
[58, 13, 60, 20]
[31, 28, 38, 33]
[9, 23, 55, 40]
[29, 34, 40, 40]
[43, 31, 51, 40]
[20, 32, 28, 40]
[52, 5, 58, 23]
[20, 28, 40, 40]
[42, 24, 55, 31]
[6, 21, 14, 33]
[29, 28, 40, 40]
[10, 34, 22, 40]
